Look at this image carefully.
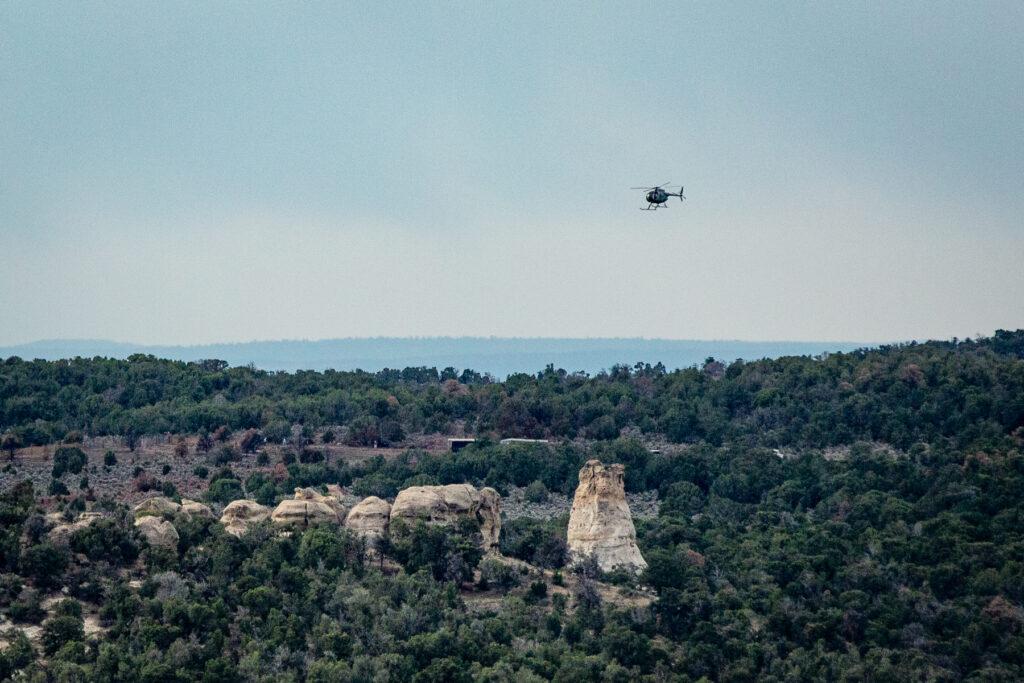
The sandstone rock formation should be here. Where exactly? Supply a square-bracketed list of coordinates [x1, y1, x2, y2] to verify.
[134, 497, 213, 522]
[476, 487, 502, 550]
[219, 500, 271, 537]
[567, 460, 647, 573]
[390, 484, 501, 550]
[47, 512, 105, 546]
[344, 496, 391, 544]
[271, 488, 345, 529]
[134, 516, 179, 549]
[296, 487, 348, 518]
[133, 497, 181, 517]
[180, 499, 214, 519]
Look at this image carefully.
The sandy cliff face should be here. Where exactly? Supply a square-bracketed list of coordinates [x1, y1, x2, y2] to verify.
[344, 496, 392, 544]
[294, 487, 347, 518]
[134, 516, 179, 549]
[219, 500, 271, 537]
[476, 487, 502, 550]
[215, 484, 498, 547]
[567, 459, 647, 573]
[180, 499, 214, 519]
[47, 512, 105, 546]
[270, 488, 346, 529]
[390, 484, 501, 550]
[133, 497, 181, 517]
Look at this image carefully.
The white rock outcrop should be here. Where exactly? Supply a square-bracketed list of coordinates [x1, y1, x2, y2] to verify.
[134, 516, 179, 549]
[476, 487, 502, 550]
[180, 499, 214, 519]
[219, 500, 271, 537]
[134, 496, 213, 521]
[47, 512, 105, 546]
[390, 484, 501, 550]
[567, 460, 647, 573]
[271, 488, 345, 529]
[133, 497, 181, 517]
[298, 487, 348, 518]
[344, 496, 391, 544]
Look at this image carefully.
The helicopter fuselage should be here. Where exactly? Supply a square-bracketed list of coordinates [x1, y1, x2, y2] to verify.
[646, 189, 669, 204]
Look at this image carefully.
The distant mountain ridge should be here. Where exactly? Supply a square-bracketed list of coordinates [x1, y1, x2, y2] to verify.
[0, 337, 874, 377]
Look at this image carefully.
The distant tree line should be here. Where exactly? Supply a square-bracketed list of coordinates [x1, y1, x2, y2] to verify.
[2, 330, 1022, 453]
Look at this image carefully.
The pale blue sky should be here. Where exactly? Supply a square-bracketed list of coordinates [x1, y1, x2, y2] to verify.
[2, 2, 1022, 345]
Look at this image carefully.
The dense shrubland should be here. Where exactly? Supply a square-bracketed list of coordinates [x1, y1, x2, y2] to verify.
[0, 331, 1021, 679]
[1, 435, 1021, 680]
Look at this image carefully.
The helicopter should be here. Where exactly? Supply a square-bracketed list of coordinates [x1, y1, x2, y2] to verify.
[632, 183, 685, 210]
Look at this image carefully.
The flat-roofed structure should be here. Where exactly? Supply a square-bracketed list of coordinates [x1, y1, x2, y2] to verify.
[499, 438, 550, 445]
[447, 438, 476, 452]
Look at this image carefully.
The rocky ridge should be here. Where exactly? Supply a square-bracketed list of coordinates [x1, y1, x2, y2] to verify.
[219, 499, 271, 537]
[270, 488, 347, 529]
[390, 483, 501, 550]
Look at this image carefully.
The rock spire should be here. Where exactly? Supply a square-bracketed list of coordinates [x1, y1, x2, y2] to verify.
[567, 459, 647, 573]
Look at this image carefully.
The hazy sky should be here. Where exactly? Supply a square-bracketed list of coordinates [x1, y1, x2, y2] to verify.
[2, 2, 1022, 345]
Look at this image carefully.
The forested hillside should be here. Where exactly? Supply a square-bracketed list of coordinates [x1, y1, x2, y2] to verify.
[2, 330, 1022, 451]
[0, 331, 1021, 680]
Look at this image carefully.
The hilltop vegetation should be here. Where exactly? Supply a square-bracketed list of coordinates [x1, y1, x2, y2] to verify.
[0, 331, 1021, 680]
[2, 330, 1022, 452]
[0, 338, 868, 376]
